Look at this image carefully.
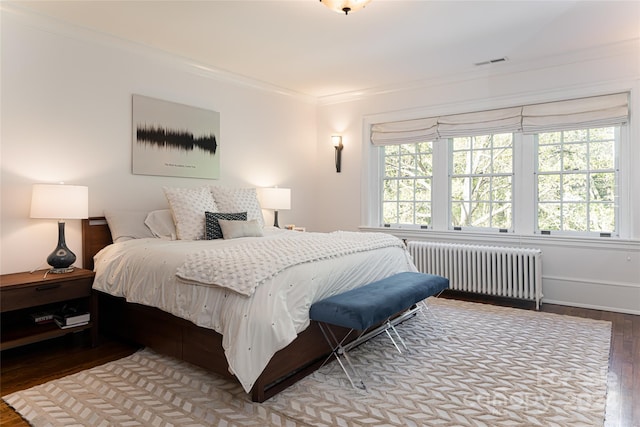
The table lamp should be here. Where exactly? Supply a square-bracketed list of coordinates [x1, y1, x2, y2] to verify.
[259, 187, 291, 228]
[30, 184, 89, 273]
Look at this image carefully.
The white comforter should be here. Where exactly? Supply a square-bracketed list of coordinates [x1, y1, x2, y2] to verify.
[92, 228, 416, 392]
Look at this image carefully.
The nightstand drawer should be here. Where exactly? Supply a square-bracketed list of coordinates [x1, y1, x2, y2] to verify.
[1, 268, 97, 350]
[2, 277, 93, 312]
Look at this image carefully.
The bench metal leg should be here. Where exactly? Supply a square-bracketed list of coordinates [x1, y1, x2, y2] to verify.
[316, 302, 445, 390]
[342, 305, 421, 353]
[419, 298, 447, 338]
[317, 323, 367, 390]
[383, 320, 408, 353]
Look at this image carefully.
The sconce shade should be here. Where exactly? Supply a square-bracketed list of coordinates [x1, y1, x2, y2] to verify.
[30, 184, 89, 273]
[30, 184, 89, 219]
[320, 0, 372, 15]
[259, 187, 291, 228]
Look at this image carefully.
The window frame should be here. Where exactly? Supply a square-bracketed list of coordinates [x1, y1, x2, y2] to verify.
[380, 141, 434, 229]
[447, 133, 515, 232]
[366, 122, 628, 239]
[533, 126, 621, 237]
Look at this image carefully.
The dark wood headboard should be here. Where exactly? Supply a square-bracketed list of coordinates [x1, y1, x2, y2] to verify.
[82, 217, 112, 271]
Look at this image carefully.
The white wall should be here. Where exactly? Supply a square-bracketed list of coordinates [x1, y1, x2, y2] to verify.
[315, 41, 640, 314]
[1, 7, 318, 274]
[2, 6, 638, 314]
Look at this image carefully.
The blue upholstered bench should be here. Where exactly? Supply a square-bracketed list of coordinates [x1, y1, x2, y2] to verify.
[309, 271, 449, 389]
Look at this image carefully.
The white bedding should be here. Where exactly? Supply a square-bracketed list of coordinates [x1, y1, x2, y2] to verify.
[176, 230, 405, 296]
[92, 228, 416, 392]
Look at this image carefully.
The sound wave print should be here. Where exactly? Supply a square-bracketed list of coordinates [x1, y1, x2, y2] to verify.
[136, 125, 217, 155]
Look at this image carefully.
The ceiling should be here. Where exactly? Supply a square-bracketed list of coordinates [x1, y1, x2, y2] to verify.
[9, 0, 640, 99]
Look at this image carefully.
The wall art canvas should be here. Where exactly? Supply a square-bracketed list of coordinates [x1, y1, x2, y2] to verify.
[132, 94, 220, 179]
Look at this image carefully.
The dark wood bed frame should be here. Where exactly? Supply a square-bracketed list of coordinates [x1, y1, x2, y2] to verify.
[82, 217, 349, 402]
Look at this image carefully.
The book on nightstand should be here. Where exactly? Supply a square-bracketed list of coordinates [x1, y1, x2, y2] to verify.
[53, 305, 90, 328]
[54, 318, 89, 329]
[30, 311, 54, 324]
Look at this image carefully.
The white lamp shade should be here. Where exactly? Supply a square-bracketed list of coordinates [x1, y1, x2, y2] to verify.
[259, 187, 291, 210]
[30, 184, 89, 219]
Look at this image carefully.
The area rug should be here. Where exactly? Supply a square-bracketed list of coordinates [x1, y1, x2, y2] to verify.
[4, 299, 612, 427]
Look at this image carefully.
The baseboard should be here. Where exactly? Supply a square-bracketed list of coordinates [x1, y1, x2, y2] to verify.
[541, 298, 640, 316]
[439, 290, 537, 310]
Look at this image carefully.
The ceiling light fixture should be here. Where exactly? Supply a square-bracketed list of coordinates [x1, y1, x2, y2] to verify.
[319, 0, 372, 15]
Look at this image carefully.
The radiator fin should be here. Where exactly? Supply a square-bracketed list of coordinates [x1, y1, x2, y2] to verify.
[407, 241, 542, 310]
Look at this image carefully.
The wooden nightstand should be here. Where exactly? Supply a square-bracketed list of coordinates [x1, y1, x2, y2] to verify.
[0, 268, 97, 351]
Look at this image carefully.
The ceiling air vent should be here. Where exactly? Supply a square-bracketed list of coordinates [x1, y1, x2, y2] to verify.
[474, 57, 508, 66]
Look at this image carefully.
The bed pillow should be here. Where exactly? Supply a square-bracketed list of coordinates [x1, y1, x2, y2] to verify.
[218, 219, 264, 239]
[205, 211, 247, 240]
[104, 210, 155, 243]
[209, 186, 265, 228]
[145, 209, 177, 240]
[164, 186, 217, 240]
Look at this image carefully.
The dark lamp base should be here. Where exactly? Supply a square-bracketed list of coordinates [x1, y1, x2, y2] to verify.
[48, 267, 75, 274]
[46, 221, 77, 273]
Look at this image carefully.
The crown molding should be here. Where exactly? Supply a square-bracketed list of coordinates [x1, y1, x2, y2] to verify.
[318, 38, 640, 106]
[4, 2, 637, 108]
[1, 3, 318, 105]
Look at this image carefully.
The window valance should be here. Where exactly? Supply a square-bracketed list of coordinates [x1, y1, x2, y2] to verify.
[370, 117, 438, 145]
[521, 92, 629, 133]
[370, 93, 629, 146]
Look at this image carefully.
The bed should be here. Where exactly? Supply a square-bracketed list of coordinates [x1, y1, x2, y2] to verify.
[82, 188, 416, 402]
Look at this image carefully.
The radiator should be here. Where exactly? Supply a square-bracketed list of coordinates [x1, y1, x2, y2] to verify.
[407, 241, 543, 310]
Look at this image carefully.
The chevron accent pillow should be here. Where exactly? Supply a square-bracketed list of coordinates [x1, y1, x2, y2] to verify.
[205, 211, 247, 240]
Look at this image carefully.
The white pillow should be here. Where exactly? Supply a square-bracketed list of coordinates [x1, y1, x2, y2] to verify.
[164, 186, 217, 240]
[218, 219, 264, 239]
[210, 186, 265, 228]
[144, 209, 177, 240]
[104, 210, 155, 243]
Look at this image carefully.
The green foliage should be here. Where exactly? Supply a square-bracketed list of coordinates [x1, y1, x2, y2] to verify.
[382, 142, 433, 225]
[381, 127, 617, 234]
[450, 134, 513, 229]
[536, 127, 617, 233]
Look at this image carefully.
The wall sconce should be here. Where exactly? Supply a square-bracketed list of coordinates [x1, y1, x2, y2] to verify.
[30, 183, 89, 273]
[332, 135, 343, 173]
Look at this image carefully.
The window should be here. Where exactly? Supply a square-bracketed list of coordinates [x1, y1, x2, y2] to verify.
[368, 93, 629, 237]
[450, 133, 513, 230]
[536, 126, 618, 235]
[382, 142, 432, 227]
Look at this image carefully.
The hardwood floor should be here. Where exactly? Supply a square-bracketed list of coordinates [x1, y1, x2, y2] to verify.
[1, 302, 638, 426]
[543, 305, 640, 427]
[0, 334, 140, 426]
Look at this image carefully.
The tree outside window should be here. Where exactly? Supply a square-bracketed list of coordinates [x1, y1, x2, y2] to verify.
[382, 142, 432, 226]
[450, 133, 513, 230]
[536, 127, 617, 234]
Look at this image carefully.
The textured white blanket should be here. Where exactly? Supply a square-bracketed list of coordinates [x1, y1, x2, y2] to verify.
[176, 231, 405, 296]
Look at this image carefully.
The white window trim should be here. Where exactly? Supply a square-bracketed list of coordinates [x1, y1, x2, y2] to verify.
[447, 134, 515, 232]
[362, 86, 635, 240]
[532, 127, 621, 238]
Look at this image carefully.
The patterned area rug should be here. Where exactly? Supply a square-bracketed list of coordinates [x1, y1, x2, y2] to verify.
[4, 299, 612, 427]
